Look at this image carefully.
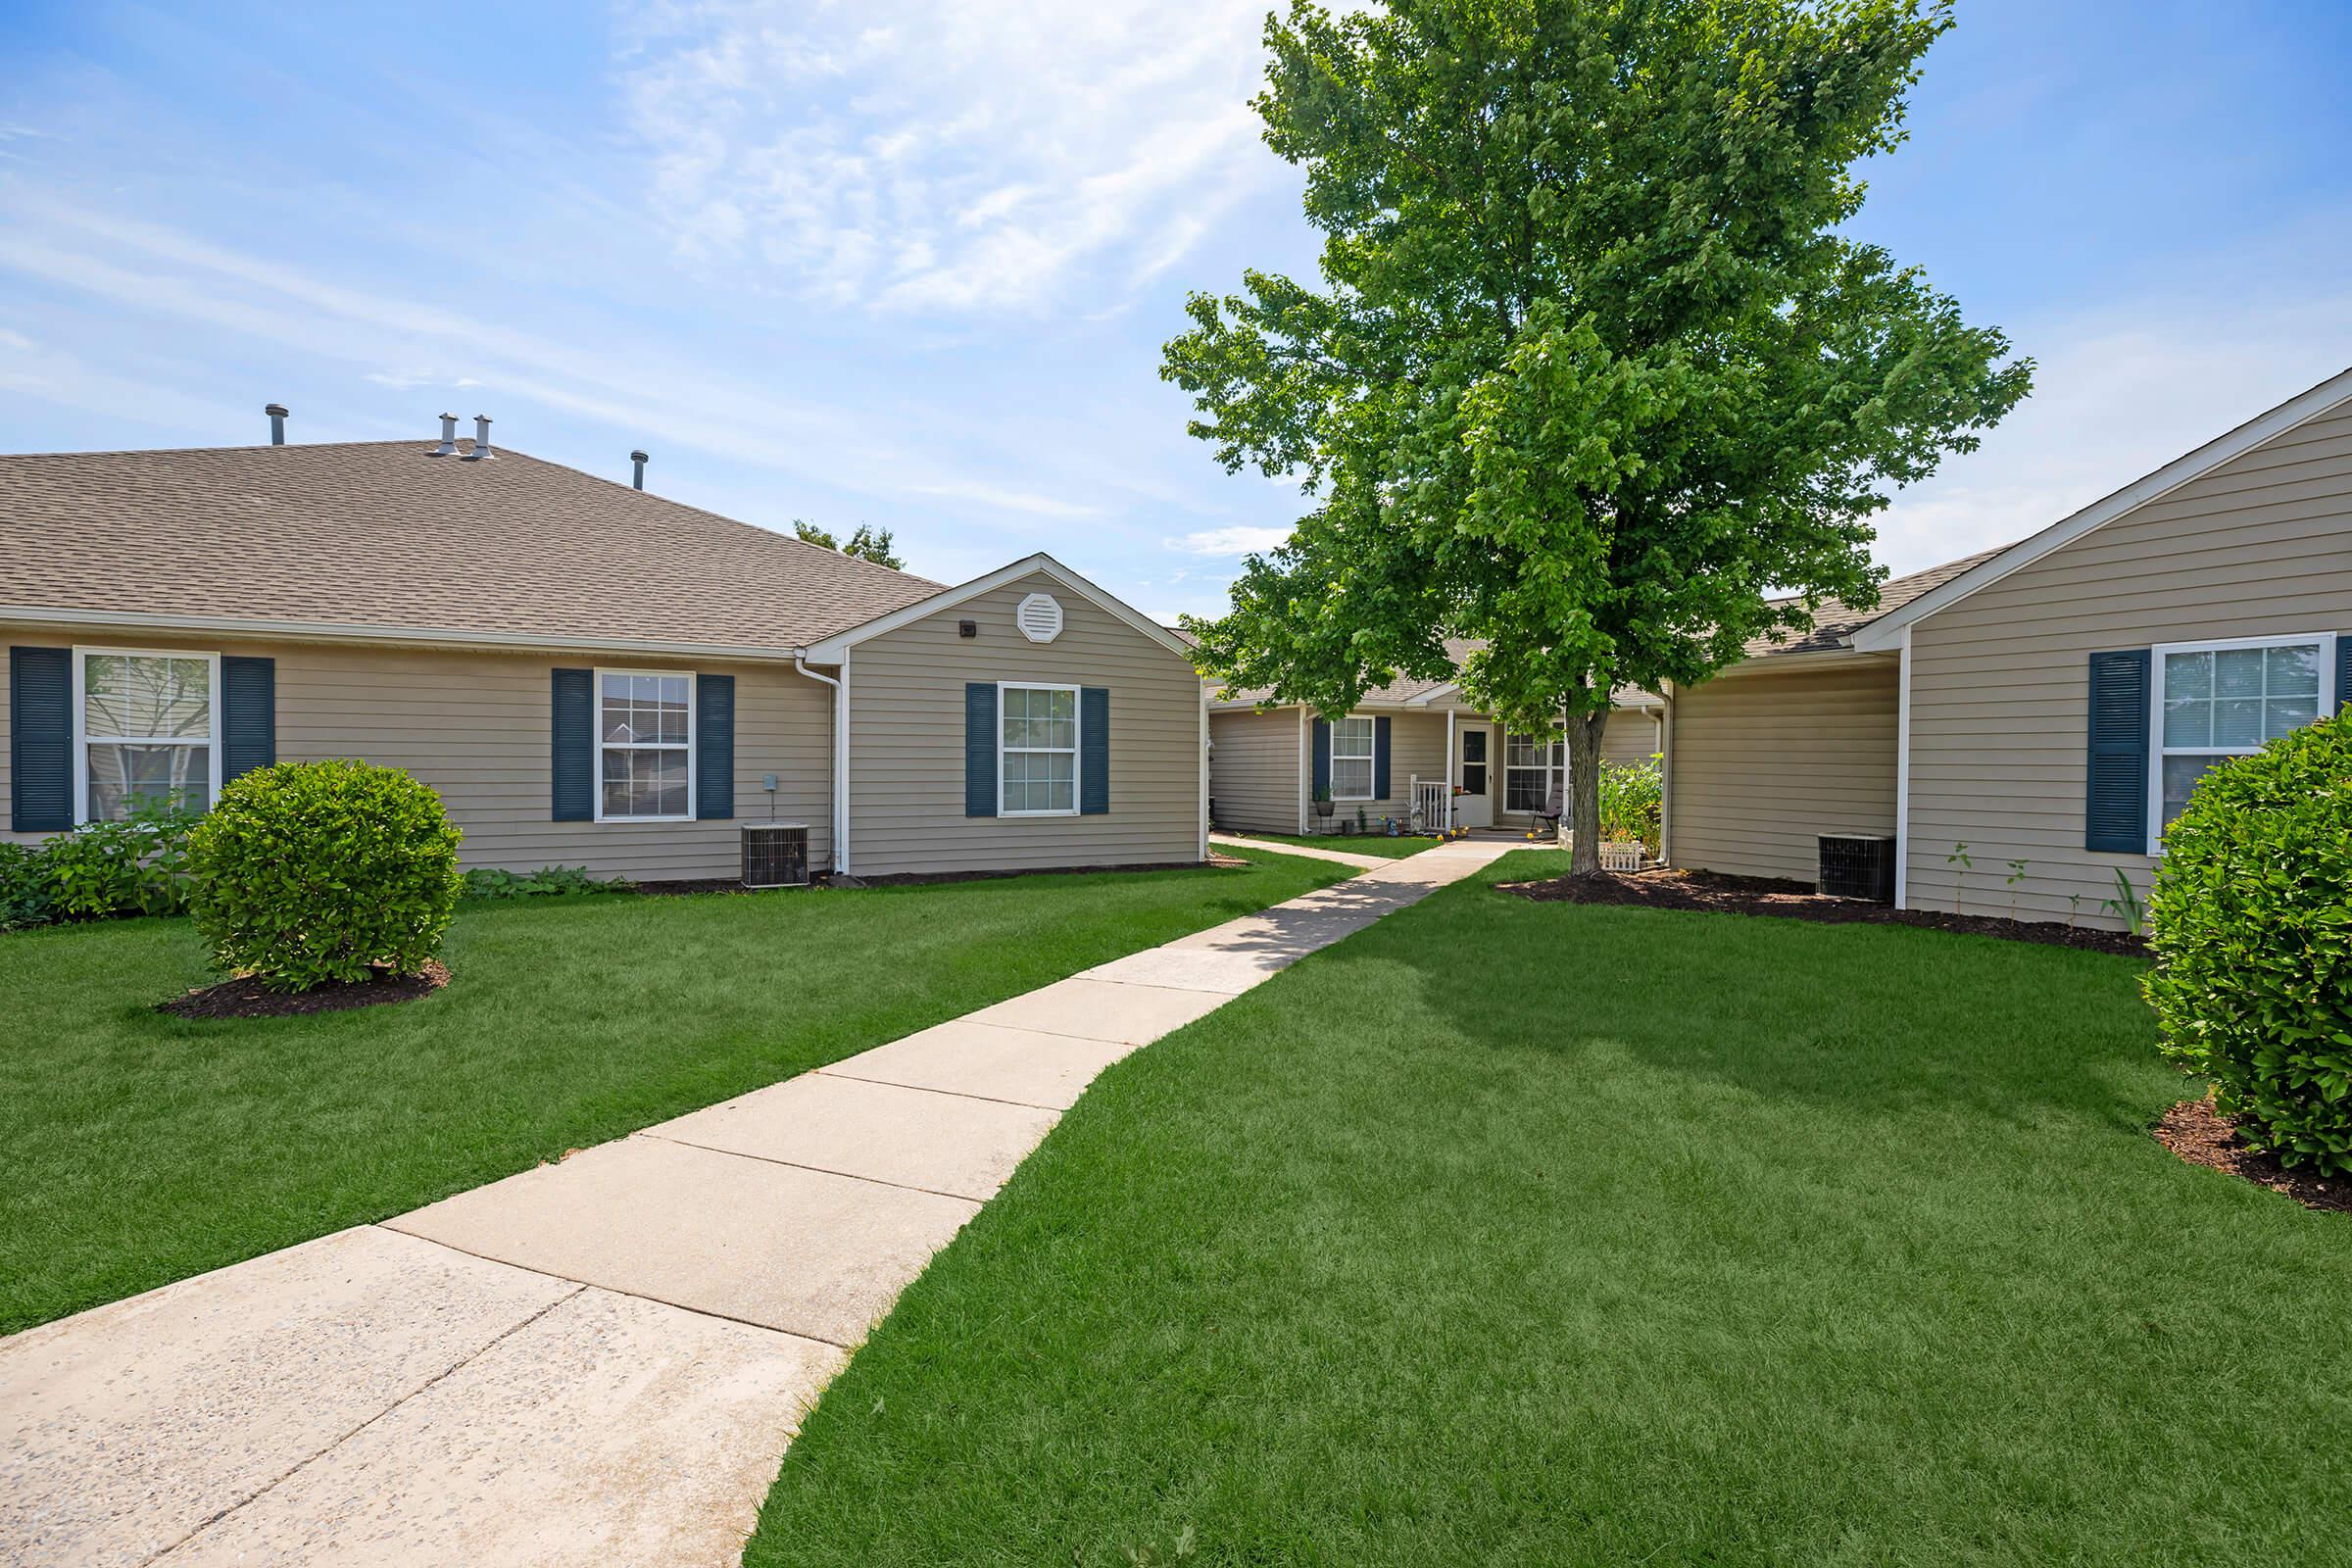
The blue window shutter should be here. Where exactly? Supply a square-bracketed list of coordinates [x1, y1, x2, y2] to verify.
[2084, 649, 2150, 853]
[551, 668, 593, 821]
[696, 674, 735, 819]
[965, 682, 998, 816]
[1373, 715, 1392, 800]
[220, 656, 275, 784]
[2337, 634, 2350, 714]
[9, 646, 72, 832]
[1311, 717, 1331, 797]
[1080, 686, 1109, 814]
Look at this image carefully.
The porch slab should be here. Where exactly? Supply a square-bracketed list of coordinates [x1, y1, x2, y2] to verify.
[644, 1071, 1061, 1201]
[386, 1137, 978, 1344]
[0, 1226, 576, 1568]
[964, 976, 1231, 1045]
[161, 1287, 842, 1568]
[820, 1017, 1139, 1110]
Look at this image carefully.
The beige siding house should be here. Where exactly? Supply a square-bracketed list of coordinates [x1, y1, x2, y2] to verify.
[3, 423, 1204, 883]
[1662, 364, 2352, 927]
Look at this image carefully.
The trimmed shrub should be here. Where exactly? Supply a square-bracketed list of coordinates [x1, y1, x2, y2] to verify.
[188, 760, 465, 991]
[2145, 712, 2352, 1175]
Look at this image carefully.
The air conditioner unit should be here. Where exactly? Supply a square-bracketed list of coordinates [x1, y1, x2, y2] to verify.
[741, 822, 810, 889]
[1818, 833, 1895, 903]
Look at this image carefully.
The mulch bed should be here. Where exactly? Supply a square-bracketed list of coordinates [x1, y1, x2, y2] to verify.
[2155, 1098, 2352, 1215]
[159, 960, 451, 1019]
[1499, 866, 2147, 956]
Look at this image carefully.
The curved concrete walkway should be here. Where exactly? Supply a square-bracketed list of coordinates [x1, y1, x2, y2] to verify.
[0, 842, 1518, 1568]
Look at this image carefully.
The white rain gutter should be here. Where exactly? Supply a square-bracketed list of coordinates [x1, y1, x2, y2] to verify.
[793, 656, 850, 875]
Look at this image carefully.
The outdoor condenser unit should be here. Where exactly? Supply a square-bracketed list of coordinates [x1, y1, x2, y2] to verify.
[741, 822, 811, 889]
[1818, 833, 1895, 903]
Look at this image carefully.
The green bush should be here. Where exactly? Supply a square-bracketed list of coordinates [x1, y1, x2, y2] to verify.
[8, 801, 200, 925]
[2145, 712, 2352, 1175]
[188, 760, 465, 991]
[0, 843, 56, 930]
[462, 864, 635, 900]
[1597, 755, 1664, 855]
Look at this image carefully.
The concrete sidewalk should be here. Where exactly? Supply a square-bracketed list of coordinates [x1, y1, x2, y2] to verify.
[1, 841, 1516, 1568]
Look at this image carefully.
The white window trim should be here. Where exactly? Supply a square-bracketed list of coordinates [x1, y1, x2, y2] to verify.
[997, 680, 1081, 818]
[72, 646, 222, 825]
[1328, 713, 1377, 802]
[593, 666, 697, 824]
[2146, 630, 2336, 855]
[1501, 726, 1564, 815]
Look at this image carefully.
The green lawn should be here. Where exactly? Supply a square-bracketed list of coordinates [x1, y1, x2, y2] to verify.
[1217, 828, 1444, 858]
[748, 850, 2347, 1566]
[0, 848, 1348, 1335]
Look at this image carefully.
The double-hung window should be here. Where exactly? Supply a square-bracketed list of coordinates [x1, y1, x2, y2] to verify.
[2154, 633, 2333, 835]
[598, 670, 693, 821]
[76, 650, 220, 821]
[1329, 715, 1376, 801]
[1504, 730, 1563, 813]
[1001, 683, 1078, 815]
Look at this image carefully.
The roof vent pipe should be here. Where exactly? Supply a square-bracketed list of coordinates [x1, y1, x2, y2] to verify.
[463, 414, 494, 462]
[630, 449, 649, 490]
[427, 413, 458, 458]
[265, 403, 289, 445]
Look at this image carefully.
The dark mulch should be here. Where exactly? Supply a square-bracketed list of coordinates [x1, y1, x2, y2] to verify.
[159, 960, 452, 1020]
[2155, 1098, 2352, 1215]
[1499, 866, 2148, 956]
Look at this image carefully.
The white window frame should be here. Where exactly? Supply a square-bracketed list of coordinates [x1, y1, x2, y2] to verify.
[593, 667, 697, 824]
[2147, 630, 2335, 854]
[1502, 727, 1563, 815]
[1328, 713, 1376, 802]
[72, 646, 222, 825]
[997, 680, 1081, 818]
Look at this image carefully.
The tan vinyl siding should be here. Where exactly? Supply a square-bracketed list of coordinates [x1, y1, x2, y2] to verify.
[1308, 710, 1449, 831]
[1668, 660, 1899, 883]
[1208, 708, 1300, 833]
[844, 573, 1202, 876]
[0, 627, 834, 879]
[1906, 400, 2352, 926]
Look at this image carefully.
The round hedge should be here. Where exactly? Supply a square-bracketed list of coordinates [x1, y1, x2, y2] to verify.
[2145, 711, 2352, 1175]
[188, 760, 465, 992]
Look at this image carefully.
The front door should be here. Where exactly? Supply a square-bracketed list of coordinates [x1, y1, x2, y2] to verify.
[1455, 722, 1494, 829]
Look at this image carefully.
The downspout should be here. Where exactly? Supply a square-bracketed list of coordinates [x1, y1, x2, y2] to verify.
[792, 656, 849, 875]
[1445, 708, 1456, 833]
[1198, 686, 1210, 860]
[1894, 626, 1912, 910]
[1659, 683, 1677, 866]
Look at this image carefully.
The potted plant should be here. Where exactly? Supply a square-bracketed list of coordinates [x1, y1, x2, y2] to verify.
[1312, 785, 1335, 827]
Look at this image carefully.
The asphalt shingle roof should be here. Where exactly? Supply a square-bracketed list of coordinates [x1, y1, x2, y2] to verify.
[0, 439, 944, 653]
[1740, 545, 2014, 660]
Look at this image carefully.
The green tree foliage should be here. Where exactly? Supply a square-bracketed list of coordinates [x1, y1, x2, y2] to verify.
[794, 518, 906, 570]
[187, 760, 465, 991]
[1166, 0, 2029, 872]
[2145, 713, 2352, 1176]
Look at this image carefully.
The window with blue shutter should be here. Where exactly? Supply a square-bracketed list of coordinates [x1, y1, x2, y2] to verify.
[2338, 633, 2350, 714]
[1373, 715, 1392, 800]
[551, 668, 593, 821]
[965, 682, 998, 816]
[2084, 649, 2150, 853]
[8, 646, 72, 833]
[1080, 686, 1109, 814]
[220, 656, 275, 783]
[696, 674, 734, 819]
[1311, 716, 1331, 799]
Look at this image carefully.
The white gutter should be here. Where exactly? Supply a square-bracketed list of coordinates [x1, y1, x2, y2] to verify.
[792, 657, 850, 875]
[1198, 686, 1210, 859]
[0, 604, 811, 664]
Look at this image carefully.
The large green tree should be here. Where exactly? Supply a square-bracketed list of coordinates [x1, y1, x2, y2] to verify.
[1166, 0, 2029, 872]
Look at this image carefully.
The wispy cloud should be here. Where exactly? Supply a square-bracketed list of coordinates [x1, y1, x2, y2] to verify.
[1171, 524, 1290, 557]
[615, 0, 1280, 314]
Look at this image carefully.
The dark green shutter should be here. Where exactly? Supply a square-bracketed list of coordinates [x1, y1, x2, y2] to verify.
[1373, 715, 1392, 800]
[1311, 717, 1331, 797]
[1080, 686, 1109, 814]
[2337, 634, 2350, 714]
[965, 683, 998, 816]
[552, 668, 593, 821]
[9, 646, 72, 832]
[2084, 650, 2150, 853]
[220, 657, 275, 784]
[696, 674, 734, 819]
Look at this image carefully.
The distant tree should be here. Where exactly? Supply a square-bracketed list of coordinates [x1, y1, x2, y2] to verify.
[1164, 0, 2030, 873]
[794, 518, 906, 570]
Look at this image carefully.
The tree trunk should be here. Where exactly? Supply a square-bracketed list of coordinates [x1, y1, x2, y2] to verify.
[1563, 706, 1607, 877]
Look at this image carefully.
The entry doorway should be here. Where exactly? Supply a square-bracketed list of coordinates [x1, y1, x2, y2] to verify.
[1455, 721, 1494, 829]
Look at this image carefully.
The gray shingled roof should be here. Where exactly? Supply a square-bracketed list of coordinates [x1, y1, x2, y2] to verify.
[0, 439, 944, 653]
[1740, 545, 2015, 660]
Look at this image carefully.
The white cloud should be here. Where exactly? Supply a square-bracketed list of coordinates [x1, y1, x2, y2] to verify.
[1171, 524, 1290, 557]
[615, 0, 1281, 314]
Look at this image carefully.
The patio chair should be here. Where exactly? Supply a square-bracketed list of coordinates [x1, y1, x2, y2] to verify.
[1532, 781, 1564, 835]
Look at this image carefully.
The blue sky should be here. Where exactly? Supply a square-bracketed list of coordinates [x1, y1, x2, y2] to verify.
[4, 0, 2349, 621]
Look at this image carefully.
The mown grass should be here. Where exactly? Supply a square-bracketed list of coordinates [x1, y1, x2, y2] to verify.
[1217, 829, 1444, 858]
[0, 849, 1349, 1335]
[748, 850, 2347, 1566]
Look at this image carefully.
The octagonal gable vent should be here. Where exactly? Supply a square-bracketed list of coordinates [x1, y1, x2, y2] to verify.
[1015, 592, 1064, 643]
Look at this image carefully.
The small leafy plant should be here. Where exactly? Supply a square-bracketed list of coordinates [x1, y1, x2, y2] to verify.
[4, 800, 201, 926]
[1945, 841, 1971, 911]
[2004, 858, 2029, 925]
[2099, 866, 2144, 936]
[463, 865, 635, 900]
